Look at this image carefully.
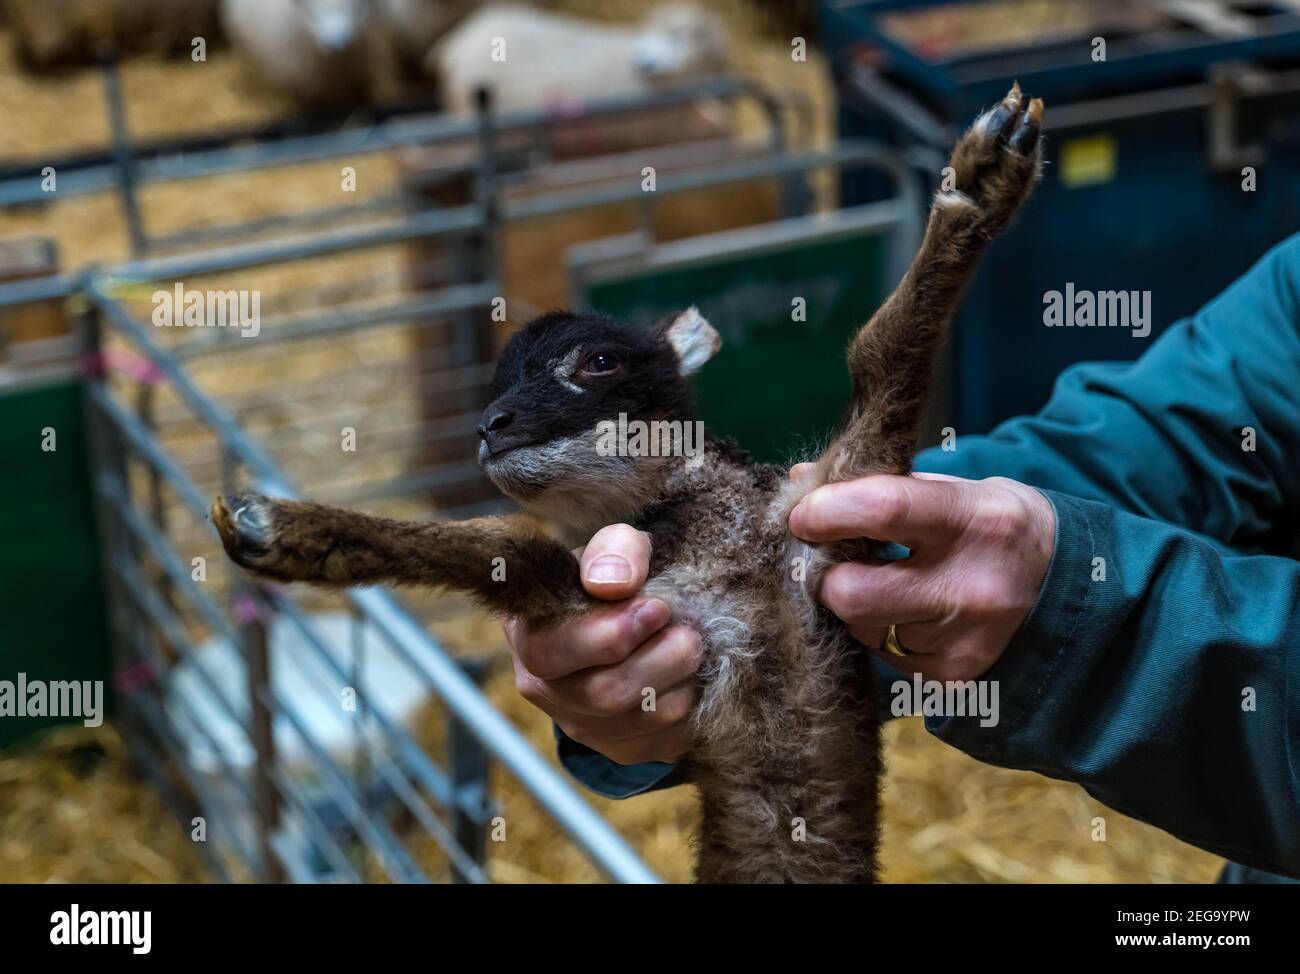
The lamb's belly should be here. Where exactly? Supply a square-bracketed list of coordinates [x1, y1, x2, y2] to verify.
[781, 538, 832, 643]
[642, 567, 761, 732]
[641, 536, 829, 652]
[642, 571, 754, 654]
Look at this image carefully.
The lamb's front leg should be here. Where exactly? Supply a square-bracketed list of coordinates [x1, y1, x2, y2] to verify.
[820, 84, 1045, 481]
[210, 494, 589, 621]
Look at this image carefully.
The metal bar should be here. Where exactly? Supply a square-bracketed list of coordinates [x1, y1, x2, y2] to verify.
[127, 689, 261, 873]
[449, 659, 492, 884]
[108, 483, 366, 883]
[101, 57, 147, 256]
[83, 305, 250, 878]
[110, 495, 366, 882]
[171, 361, 491, 413]
[75, 142, 900, 295]
[98, 482, 259, 870]
[363, 740, 490, 884]
[503, 141, 909, 223]
[99, 474, 240, 649]
[144, 192, 411, 254]
[111, 646, 261, 863]
[248, 592, 488, 881]
[77, 304, 251, 871]
[241, 586, 282, 883]
[86, 321, 250, 879]
[219, 413, 481, 458]
[109, 546, 258, 767]
[133, 376, 178, 670]
[271, 595, 469, 817]
[87, 272, 660, 883]
[147, 357, 483, 424]
[105, 205, 485, 285]
[269, 767, 365, 882]
[88, 281, 286, 487]
[347, 586, 660, 884]
[0, 77, 779, 207]
[119, 721, 236, 883]
[171, 283, 499, 358]
[0, 272, 82, 307]
[0, 97, 460, 181]
[250, 678, 430, 884]
[90, 383, 213, 519]
[1005, 66, 1300, 133]
[844, 65, 957, 148]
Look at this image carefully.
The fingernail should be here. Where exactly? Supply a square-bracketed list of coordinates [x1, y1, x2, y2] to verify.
[633, 598, 670, 636]
[586, 554, 632, 584]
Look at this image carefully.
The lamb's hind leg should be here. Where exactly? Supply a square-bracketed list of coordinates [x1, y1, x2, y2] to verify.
[210, 493, 590, 621]
[817, 85, 1045, 482]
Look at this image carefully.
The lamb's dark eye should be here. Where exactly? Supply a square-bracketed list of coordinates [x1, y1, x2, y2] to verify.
[580, 353, 620, 375]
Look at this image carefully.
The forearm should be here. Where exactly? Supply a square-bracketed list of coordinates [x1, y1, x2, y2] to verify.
[930, 489, 1300, 878]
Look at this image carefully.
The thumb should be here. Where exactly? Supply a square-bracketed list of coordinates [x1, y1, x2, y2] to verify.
[577, 523, 653, 601]
[789, 462, 817, 484]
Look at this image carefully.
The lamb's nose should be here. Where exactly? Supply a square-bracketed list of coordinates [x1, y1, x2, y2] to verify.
[477, 408, 514, 440]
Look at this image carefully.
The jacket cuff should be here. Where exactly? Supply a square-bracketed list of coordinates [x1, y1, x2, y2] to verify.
[553, 725, 687, 799]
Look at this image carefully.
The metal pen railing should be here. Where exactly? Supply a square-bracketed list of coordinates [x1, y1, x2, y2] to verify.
[0, 72, 806, 259]
[0, 71, 920, 879]
[69, 275, 661, 883]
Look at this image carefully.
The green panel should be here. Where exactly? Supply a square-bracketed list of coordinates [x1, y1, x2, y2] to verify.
[584, 230, 888, 464]
[0, 380, 112, 747]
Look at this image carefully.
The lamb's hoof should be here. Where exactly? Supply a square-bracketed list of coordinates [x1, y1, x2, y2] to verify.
[982, 82, 1043, 156]
[211, 493, 280, 572]
[940, 83, 1045, 231]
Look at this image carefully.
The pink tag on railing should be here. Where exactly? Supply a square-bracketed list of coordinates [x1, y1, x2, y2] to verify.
[81, 347, 166, 385]
[113, 660, 157, 693]
[233, 594, 263, 625]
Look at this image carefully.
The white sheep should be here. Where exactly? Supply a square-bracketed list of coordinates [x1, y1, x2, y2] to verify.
[220, 0, 372, 112]
[430, 2, 730, 115]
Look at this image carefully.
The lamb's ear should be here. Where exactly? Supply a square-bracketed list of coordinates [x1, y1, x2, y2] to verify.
[657, 307, 720, 376]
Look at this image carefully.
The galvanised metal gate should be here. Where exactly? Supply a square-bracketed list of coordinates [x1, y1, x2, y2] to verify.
[0, 76, 918, 882]
[68, 269, 660, 884]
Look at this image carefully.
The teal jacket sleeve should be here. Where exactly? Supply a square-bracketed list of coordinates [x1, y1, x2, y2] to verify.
[911, 235, 1300, 878]
[553, 235, 1300, 876]
[928, 488, 1300, 879]
[553, 724, 687, 799]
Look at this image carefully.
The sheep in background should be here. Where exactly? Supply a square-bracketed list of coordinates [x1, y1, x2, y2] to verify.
[4, 0, 220, 69]
[221, 0, 373, 113]
[430, 2, 730, 115]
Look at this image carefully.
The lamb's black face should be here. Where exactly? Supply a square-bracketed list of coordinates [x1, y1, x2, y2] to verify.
[477, 307, 719, 527]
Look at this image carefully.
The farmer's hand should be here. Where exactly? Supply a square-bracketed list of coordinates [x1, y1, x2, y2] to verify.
[503, 524, 699, 765]
[788, 469, 1055, 681]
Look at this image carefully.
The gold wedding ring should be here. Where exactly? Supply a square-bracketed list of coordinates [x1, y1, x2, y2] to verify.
[883, 624, 911, 657]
